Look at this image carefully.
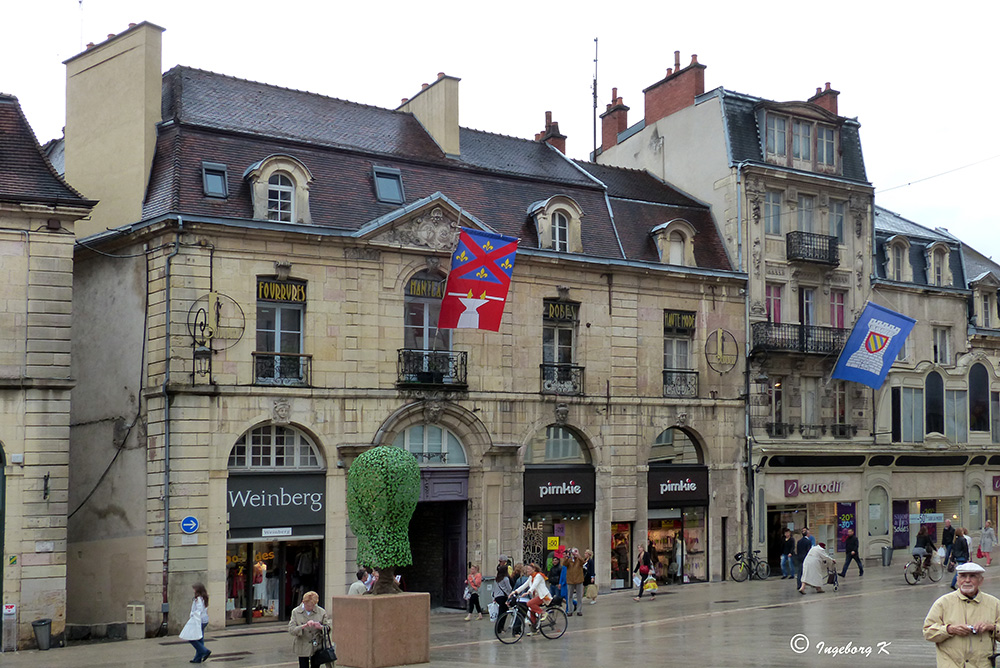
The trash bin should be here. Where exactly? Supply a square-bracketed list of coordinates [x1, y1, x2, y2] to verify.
[881, 546, 893, 567]
[31, 619, 51, 650]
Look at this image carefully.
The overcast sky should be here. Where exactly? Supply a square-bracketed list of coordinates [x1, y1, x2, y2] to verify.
[6, 1, 1000, 262]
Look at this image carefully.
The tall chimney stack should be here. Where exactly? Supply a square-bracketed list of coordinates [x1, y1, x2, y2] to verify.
[643, 52, 706, 126]
[600, 88, 630, 152]
[808, 81, 840, 115]
[538, 111, 567, 154]
[398, 73, 462, 156]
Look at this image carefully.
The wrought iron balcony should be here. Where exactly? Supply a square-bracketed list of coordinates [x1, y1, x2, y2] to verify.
[253, 351, 311, 386]
[765, 422, 794, 438]
[830, 423, 858, 439]
[540, 363, 585, 396]
[397, 349, 468, 388]
[662, 369, 698, 398]
[786, 231, 839, 265]
[751, 321, 849, 355]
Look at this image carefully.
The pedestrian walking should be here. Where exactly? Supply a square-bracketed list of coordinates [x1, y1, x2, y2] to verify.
[583, 548, 598, 605]
[795, 528, 812, 589]
[980, 521, 997, 567]
[288, 591, 331, 668]
[564, 547, 585, 615]
[840, 528, 864, 577]
[493, 554, 513, 623]
[464, 564, 483, 621]
[950, 528, 970, 589]
[633, 543, 655, 601]
[923, 562, 1000, 667]
[348, 569, 367, 595]
[179, 582, 211, 663]
[942, 519, 955, 565]
[799, 543, 835, 595]
[780, 528, 796, 579]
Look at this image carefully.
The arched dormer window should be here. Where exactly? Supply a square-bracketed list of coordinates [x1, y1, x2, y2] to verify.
[652, 219, 697, 267]
[527, 196, 584, 253]
[885, 236, 912, 282]
[245, 155, 314, 225]
[927, 243, 953, 287]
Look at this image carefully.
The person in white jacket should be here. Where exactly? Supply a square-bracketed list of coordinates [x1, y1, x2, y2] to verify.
[179, 582, 210, 663]
[510, 563, 552, 633]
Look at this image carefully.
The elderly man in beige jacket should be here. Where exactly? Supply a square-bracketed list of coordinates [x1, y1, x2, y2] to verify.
[923, 562, 1000, 667]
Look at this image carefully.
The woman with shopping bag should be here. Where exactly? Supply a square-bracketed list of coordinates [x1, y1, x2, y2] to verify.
[179, 582, 210, 663]
[632, 544, 655, 601]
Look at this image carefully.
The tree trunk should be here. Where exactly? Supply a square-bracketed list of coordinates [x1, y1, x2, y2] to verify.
[372, 566, 402, 595]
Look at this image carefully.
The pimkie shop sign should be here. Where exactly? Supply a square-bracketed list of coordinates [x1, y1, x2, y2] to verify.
[523, 466, 595, 511]
[648, 465, 709, 507]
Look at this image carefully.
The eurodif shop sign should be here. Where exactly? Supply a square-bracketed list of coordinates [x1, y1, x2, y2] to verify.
[227, 473, 326, 537]
[523, 466, 595, 511]
[648, 465, 709, 507]
[784, 479, 844, 498]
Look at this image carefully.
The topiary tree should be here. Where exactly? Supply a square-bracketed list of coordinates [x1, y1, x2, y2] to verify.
[347, 445, 421, 594]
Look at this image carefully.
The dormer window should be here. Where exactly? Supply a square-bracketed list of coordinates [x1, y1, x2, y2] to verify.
[373, 166, 404, 204]
[927, 243, 952, 287]
[886, 237, 912, 282]
[792, 121, 811, 160]
[528, 196, 584, 253]
[652, 219, 697, 267]
[202, 162, 228, 198]
[763, 110, 839, 173]
[817, 126, 836, 166]
[244, 154, 314, 225]
[766, 116, 786, 157]
[268, 174, 294, 222]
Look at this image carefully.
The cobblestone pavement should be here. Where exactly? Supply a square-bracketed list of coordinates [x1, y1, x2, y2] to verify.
[0, 560, 978, 667]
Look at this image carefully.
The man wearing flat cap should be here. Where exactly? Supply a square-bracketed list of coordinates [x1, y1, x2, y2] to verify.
[924, 562, 1000, 667]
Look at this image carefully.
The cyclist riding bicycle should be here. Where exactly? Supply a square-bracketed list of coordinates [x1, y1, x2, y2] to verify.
[510, 562, 551, 635]
[912, 526, 936, 573]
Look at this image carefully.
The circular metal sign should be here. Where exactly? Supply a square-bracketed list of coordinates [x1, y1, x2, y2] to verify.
[186, 292, 246, 350]
[705, 328, 739, 373]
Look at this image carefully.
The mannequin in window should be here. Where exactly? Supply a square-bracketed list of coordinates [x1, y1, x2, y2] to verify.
[254, 560, 267, 604]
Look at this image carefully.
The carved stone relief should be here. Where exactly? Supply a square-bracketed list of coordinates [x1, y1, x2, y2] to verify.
[752, 238, 761, 278]
[273, 399, 291, 425]
[423, 400, 444, 424]
[378, 206, 461, 250]
[750, 300, 767, 317]
[555, 403, 569, 425]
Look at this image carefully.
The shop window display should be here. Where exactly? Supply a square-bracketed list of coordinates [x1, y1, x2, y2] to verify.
[226, 540, 322, 625]
[610, 524, 632, 589]
[647, 508, 707, 583]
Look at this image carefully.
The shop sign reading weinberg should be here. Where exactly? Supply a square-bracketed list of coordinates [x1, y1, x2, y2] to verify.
[227, 473, 325, 529]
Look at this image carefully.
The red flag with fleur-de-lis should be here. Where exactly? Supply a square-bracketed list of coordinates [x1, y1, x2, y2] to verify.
[437, 227, 519, 331]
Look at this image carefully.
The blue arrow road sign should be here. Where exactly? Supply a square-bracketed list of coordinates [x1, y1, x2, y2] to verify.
[180, 516, 200, 534]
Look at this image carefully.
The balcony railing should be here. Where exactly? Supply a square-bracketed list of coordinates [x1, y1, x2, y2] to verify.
[751, 321, 849, 355]
[253, 351, 311, 386]
[662, 369, 698, 398]
[540, 363, 585, 396]
[397, 349, 468, 388]
[765, 422, 794, 438]
[830, 423, 858, 439]
[786, 231, 839, 265]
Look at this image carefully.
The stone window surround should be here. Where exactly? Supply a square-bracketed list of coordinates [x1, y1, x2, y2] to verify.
[529, 195, 584, 253]
[652, 218, 696, 267]
[245, 154, 314, 225]
[884, 235, 912, 282]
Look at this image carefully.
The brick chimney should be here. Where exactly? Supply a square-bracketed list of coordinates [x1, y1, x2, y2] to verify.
[397, 72, 461, 156]
[600, 87, 630, 152]
[643, 51, 705, 125]
[808, 82, 840, 115]
[535, 111, 567, 153]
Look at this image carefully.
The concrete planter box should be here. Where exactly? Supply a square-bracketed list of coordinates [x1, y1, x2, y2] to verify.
[330, 592, 430, 668]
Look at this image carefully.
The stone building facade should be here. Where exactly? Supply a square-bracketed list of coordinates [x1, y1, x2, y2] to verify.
[60, 24, 746, 637]
[0, 93, 95, 647]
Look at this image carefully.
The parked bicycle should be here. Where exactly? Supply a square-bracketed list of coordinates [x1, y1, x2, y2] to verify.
[495, 599, 568, 644]
[730, 550, 771, 581]
[904, 552, 943, 585]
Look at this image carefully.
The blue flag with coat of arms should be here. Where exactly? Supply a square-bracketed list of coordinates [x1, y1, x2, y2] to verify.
[831, 302, 916, 389]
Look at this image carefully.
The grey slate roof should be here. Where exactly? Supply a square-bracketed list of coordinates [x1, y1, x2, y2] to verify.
[713, 88, 869, 183]
[873, 206, 965, 288]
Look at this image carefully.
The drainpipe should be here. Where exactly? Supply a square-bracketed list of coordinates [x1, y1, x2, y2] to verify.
[735, 163, 753, 556]
[159, 217, 182, 634]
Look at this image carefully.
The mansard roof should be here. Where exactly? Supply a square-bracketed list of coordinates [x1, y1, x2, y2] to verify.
[143, 68, 735, 273]
[0, 94, 94, 207]
[873, 205, 966, 288]
[712, 88, 869, 184]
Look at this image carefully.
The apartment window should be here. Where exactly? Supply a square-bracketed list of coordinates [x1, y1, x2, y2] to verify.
[663, 309, 695, 371]
[769, 377, 784, 423]
[797, 194, 815, 232]
[896, 335, 913, 364]
[766, 284, 783, 323]
[833, 381, 848, 424]
[256, 279, 306, 385]
[970, 363, 990, 432]
[984, 295, 993, 329]
[892, 386, 924, 443]
[792, 121, 811, 160]
[926, 371, 944, 434]
[891, 245, 905, 281]
[668, 231, 685, 265]
[650, 427, 702, 464]
[202, 162, 228, 198]
[404, 270, 450, 353]
[227, 425, 321, 470]
[933, 327, 950, 365]
[933, 248, 947, 286]
[830, 290, 846, 328]
[766, 115, 787, 156]
[551, 211, 569, 252]
[945, 389, 968, 443]
[802, 377, 820, 426]
[393, 424, 467, 466]
[764, 190, 782, 235]
[799, 288, 816, 325]
[267, 173, 294, 222]
[525, 425, 590, 464]
[817, 126, 835, 166]
[373, 166, 405, 204]
[542, 299, 580, 394]
[830, 200, 846, 243]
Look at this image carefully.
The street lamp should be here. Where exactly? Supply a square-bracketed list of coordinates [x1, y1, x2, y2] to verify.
[193, 344, 212, 377]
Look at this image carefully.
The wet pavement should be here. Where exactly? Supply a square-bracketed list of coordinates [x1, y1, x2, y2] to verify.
[0, 560, 979, 667]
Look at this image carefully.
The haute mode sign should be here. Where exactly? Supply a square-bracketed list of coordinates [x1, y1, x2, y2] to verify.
[524, 467, 595, 510]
